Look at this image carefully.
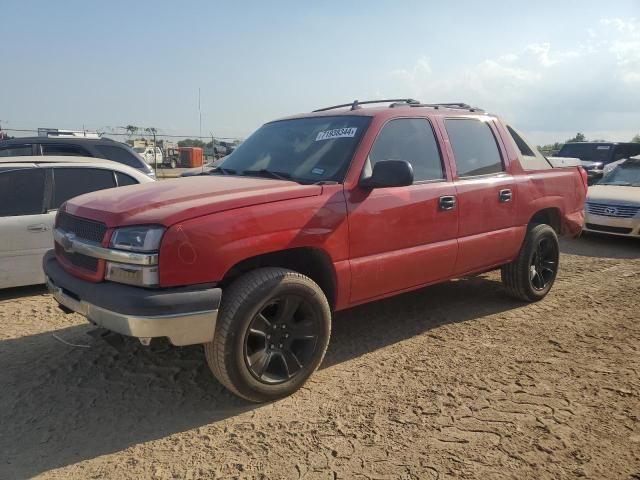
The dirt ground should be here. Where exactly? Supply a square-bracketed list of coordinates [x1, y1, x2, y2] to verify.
[1, 235, 639, 480]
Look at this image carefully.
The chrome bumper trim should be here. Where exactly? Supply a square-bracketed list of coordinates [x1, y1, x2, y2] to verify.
[53, 228, 158, 266]
[46, 276, 217, 346]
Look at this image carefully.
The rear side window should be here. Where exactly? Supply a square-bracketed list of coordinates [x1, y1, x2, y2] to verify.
[0, 145, 33, 157]
[51, 167, 116, 209]
[0, 168, 45, 216]
[42, 144, 92, 157]
[445, 119, 504, 177]
[94, 144, 145, 169]
[115, 172, 138, 186]
[368, 118, 444, 182]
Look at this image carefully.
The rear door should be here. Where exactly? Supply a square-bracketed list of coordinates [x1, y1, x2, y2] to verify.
[347, 117, 458, 303]
[442, 117, 519, 275]
[0, 168, 52, 288]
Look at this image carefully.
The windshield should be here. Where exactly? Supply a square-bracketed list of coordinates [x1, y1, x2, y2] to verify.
[558, 143, 612, 162]
[134, 147, 145, 153]
[599, 159, 640, 186]
[218, 115, 371, 183]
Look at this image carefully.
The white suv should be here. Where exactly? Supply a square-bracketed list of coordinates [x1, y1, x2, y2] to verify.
[0, 156, 154, 289]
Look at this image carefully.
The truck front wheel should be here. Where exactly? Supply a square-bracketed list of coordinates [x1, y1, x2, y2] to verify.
[204, 267, 331, 402]
[501, 224, 560, 302]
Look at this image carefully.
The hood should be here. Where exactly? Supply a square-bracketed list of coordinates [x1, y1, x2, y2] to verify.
[64, 176, 322, 227]
[587, 184, 640, 205]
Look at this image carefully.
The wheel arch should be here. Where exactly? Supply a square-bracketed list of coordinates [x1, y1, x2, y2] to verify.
[528, 207, 561, 233]
[220, 247, 338, 309]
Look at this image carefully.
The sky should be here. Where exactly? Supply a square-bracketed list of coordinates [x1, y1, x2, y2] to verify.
[1, 1, 639, 145]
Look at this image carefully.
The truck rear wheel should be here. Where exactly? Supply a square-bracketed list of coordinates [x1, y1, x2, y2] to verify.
[501, 224, 559, 302]
[204, 267, 331, 402]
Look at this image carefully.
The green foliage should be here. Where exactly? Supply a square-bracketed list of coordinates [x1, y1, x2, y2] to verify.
[178, 138, 206, 148]
[566, 132, 586, 143]
[537, 142, 564, 156]
[631, 133, 640, 143]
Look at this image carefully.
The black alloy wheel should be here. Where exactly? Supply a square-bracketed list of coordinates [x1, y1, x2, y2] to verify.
[244, 295, 320, 384]
[501, 224, 560, 302]
[529, 236, 558, 290]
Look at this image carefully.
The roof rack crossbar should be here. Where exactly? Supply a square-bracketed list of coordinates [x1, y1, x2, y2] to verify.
[413, 103, 485, 112]
[313, 98, 420, 112]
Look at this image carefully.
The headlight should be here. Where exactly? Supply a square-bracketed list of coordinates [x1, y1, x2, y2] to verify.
[110, 226, 165, 252]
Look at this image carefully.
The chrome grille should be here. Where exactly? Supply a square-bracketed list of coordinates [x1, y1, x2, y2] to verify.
[586, 202, 640, 218]
[55, 244, 99, 272]
[56, 212, 107, 243]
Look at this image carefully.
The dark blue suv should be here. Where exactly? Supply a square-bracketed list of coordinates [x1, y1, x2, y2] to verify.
[0, 136, 155, 178]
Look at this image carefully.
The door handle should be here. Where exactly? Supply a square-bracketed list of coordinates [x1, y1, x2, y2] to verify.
[499, 189, 512, 203]
[27, 224, 48, 232]
[439, 195, 457, 210]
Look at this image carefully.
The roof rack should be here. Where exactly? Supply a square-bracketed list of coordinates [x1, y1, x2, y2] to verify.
[313, 98, 420, 112]
[414, 103, 485, 113]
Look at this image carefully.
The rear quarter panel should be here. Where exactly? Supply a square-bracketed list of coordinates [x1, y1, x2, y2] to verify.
[494, 120, 586, 236]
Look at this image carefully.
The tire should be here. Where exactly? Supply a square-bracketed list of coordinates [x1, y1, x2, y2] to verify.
[501, 224, 559, 302]
[204, 267, 331, 402]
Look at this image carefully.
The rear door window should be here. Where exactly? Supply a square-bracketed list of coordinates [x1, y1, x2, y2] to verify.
[51, 167, 116, 209]
[368, 118, 444, 182]
[94, 144, 145, 169]
[41, 144, 92, 157]
[0, 168, 46, 216]
[445, 118, 504, 177]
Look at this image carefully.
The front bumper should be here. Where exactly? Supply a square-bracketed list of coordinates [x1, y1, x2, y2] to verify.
[583, 213, 640, 237]
[43, 250, 221, 346]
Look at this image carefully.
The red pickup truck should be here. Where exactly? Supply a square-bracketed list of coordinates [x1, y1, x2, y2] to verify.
[44, 100, 587, 402]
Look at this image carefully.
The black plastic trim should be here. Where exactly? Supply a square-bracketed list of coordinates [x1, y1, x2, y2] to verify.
[43, 250, 221, 316]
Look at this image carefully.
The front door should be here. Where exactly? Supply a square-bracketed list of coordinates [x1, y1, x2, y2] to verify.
[347, 118, 458, 304]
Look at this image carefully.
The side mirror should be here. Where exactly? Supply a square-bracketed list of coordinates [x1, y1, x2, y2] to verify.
[360, 160, 414, 188]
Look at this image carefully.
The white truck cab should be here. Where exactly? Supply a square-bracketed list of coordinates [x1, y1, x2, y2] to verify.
[134, 146, 164, 166]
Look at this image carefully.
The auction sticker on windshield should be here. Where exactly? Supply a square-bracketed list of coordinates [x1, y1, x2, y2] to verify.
[316, 127, 357, 141]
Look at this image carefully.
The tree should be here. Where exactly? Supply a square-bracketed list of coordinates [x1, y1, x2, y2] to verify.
[566, 132, 586, 143]
[178, 138, 206, 148]
[537, 142, 564, 156]
[631, 133, 640, 144]
[123, 125, 139, 138]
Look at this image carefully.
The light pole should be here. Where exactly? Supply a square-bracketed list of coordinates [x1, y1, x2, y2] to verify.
[145, 127, 158, 176]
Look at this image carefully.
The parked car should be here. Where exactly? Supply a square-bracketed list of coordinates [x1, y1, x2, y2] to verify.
[43, 99, 587, 402]
[554, 142, 640, 184]
[133, 145, 164, 167]
[0, 156, 154, 289]
[583, 157, 640, 237]
[0, 136, 155, 179]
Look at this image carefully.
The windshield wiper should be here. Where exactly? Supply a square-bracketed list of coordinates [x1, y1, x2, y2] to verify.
[599, 181, 632, 186]
[242, 169, 292, 181]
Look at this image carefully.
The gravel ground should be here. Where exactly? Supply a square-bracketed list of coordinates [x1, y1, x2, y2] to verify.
[1, 235, 638, 480]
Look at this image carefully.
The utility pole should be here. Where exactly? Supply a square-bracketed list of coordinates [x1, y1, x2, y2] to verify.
[198, 87, 202, 143]
[145, 127, 158, 176]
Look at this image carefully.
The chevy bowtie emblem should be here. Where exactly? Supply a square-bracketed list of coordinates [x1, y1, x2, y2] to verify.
[60, 232, 76, 252]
